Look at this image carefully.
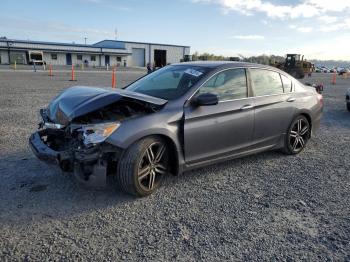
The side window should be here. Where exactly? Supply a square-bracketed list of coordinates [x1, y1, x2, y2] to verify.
[199, 68, 247, 101]
[281, 74, 292, 92]
[250, 69, 284, 96]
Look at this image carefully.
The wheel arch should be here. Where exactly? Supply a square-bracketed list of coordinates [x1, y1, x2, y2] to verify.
[117, 132, 181, 176]
[294, 110, 312, 130]
[299, 112, 312, 132]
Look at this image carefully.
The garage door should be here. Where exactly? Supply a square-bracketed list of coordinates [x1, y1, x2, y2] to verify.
[132, 48, 145, 67]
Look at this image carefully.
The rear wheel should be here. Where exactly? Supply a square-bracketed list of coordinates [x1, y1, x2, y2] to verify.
[116, 137, 169, 197]
[282, 115, 311, 155]
[347, 103, 350, 112]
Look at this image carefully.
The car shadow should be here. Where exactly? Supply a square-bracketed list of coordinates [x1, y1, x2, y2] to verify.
[0, 152, 136, 226]
[0, 146, 309, 227]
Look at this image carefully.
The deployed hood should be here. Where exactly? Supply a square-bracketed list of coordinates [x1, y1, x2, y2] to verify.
[47, 86, 167, 125]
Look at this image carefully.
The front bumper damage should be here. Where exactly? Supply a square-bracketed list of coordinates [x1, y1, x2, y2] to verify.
[29, 129, 122, 188]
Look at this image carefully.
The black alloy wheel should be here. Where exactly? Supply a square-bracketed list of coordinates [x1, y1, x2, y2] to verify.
[137, 141, 167, 192]
[117, 137, 169, 196]
[283, 115, 311, 155]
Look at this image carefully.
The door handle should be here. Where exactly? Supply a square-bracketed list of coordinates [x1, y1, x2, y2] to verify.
[287, 97, 296, 102]
[240, 104, 254, 110]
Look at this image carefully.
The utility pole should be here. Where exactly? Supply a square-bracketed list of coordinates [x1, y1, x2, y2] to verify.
[84, 37, 87, 45]
[6, 40, 13, 64]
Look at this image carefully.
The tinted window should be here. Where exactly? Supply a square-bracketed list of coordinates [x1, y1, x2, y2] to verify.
[281, 74, 292, 92]
[126, 65, 210, 100]
[251, 69, 284, 96]
[199, 68, 247, 101]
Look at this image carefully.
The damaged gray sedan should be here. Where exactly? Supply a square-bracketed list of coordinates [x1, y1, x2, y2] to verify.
[30, 62, 323, 196]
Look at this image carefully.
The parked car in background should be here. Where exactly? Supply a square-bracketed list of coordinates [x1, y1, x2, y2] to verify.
[29, 62, 324, 196]
[315, 67, 323, 73]
[346, 88, 350, 111]
[339, 68, 350, 75]
[320, 66, 330, 73]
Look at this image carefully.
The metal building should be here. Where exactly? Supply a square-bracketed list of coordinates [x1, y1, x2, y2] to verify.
[0, 38, 190, 67]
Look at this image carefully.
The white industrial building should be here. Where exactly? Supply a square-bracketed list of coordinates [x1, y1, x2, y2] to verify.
[0, 38, 190, 68]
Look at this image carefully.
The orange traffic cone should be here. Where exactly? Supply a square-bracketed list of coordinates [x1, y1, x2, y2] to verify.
[112, 66, 116, 88]
[69, 64, 76, 81]
[48, 64, 53, 77]
[331, 71, 336, 85]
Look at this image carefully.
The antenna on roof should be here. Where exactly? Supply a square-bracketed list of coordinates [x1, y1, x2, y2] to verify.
[115, 28, 118, 40]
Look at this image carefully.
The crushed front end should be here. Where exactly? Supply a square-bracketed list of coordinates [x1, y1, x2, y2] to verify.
[29, 86, 167, 187]
[29, 109, 122, 187]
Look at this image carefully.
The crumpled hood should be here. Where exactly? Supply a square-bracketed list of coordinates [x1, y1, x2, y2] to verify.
[47, 86, 167, 125]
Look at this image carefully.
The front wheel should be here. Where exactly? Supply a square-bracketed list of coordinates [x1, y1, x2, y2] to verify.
[116, 137, 169, 197]
[282, 115, 311, 155]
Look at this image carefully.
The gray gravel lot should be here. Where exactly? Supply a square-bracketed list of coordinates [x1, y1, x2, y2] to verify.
[0, 70, 349, 261]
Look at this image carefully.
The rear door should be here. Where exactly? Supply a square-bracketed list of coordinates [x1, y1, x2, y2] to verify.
[249, 68, 296, 147]
[184, 68, 255, 164]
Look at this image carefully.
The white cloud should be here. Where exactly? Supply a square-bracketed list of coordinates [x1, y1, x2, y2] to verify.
[318, 15, 339, 24]
[289, 25, 313, 33]
[305, 0, 350, 12]
[231, 34, 265, 40]
[193, 0, 350, 19]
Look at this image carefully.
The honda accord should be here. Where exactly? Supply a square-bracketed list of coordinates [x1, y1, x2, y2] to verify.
[29, 62, 323, 196]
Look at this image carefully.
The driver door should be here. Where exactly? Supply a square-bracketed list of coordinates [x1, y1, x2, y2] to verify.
[183, 68, 255, 165]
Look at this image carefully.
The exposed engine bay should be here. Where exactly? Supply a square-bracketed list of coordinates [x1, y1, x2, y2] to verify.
[30, 86, 167, 187]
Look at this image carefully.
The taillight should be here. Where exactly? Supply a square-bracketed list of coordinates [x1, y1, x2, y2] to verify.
[317, 93, 323, 107]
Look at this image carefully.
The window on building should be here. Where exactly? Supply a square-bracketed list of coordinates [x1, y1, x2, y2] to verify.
[77, 55, 82, 60]
[117, 56, 121, 62]
[51, 54, 57, 60]
[250, 69, 284, 96]
[280, 74, 292, 92]
[199, 68, 248, 101]
[91, 55, 96, 61]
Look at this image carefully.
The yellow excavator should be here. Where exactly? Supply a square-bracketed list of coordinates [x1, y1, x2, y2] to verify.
[270, 54, 314, 79]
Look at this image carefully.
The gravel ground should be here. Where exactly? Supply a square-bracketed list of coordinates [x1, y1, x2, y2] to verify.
[0, 71, 349, 261]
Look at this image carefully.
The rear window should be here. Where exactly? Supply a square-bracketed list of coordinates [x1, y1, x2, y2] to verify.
[250, 69, 284, 96]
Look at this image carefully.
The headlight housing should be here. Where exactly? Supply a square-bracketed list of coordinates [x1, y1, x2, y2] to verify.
[82, 122, 120, 146]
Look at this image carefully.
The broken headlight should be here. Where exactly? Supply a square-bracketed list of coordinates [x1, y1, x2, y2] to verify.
[82, 122, 120, 146]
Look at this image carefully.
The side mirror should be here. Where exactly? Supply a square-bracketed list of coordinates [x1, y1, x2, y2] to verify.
[193, 93, 219, 106]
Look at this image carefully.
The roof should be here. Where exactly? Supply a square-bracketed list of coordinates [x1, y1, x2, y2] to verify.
[171, 61, 285, 72]
[93, 39, 190, 48]
[0, 38, 104, 48]
[172, 61, 267, 67]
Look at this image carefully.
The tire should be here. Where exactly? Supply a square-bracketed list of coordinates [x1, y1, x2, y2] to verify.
[116, 136, 169, 197]
[282, 115, 311, 155]
[347, 103, 350, 112]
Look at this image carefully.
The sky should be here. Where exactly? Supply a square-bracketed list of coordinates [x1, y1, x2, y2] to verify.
[1, 0, 350, 60]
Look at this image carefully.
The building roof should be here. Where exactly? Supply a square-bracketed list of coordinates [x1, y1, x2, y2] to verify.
[0, 38, 131, 55]
[93, 40, 190, 48]
[0, 38, 102, 48]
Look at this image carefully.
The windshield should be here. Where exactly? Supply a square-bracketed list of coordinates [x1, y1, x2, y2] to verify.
[126, 65, 210, 100]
